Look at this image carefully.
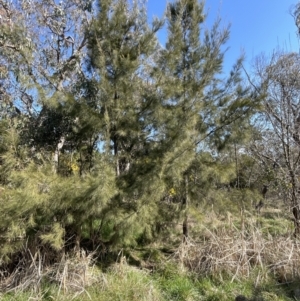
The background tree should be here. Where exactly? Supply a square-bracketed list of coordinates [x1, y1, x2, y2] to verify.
[251, 52, 300, 235]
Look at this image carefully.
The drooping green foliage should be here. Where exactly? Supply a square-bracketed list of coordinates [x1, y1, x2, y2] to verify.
[0, 0, 259, 266]
[151, 0, 260, 236]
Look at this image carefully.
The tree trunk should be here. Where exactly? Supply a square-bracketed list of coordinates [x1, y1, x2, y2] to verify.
[292, 205, 300, 237]
[74, 227, 81, 257]
[292, 186, 300, 237]
[183, 175, 189, 242]
[183, 216, 188, 242]
[290, 173, 300, 237]
[113, 134, 120, 177]
[53, 136, 65, 173]
[234, 142, 240, 189]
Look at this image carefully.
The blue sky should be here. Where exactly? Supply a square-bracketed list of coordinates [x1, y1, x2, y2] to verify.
[147, 0, 299, 70]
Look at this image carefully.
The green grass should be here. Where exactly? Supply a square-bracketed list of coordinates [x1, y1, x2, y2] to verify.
[154, 263, 201, 301]
[0, 292, 32, 301]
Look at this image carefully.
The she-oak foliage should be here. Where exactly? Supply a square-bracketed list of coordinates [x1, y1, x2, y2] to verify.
[0, 0, 258, 264]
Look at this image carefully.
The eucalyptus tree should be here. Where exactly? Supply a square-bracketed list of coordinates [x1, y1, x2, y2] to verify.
[0, 0, 94, 172]
[0, 0, 104, 261]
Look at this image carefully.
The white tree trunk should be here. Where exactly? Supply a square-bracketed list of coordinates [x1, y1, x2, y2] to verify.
[53, 136, 65, 173]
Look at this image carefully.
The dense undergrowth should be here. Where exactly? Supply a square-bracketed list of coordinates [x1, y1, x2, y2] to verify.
[1, 202, 300, 301]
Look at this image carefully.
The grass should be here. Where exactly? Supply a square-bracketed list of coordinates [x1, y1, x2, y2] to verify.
[0, 261, 298, 301]
[1, 204, 300, 301]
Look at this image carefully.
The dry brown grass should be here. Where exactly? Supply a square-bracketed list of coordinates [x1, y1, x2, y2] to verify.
[0, 249, 102, 299]
[175, 215, 300, 283]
